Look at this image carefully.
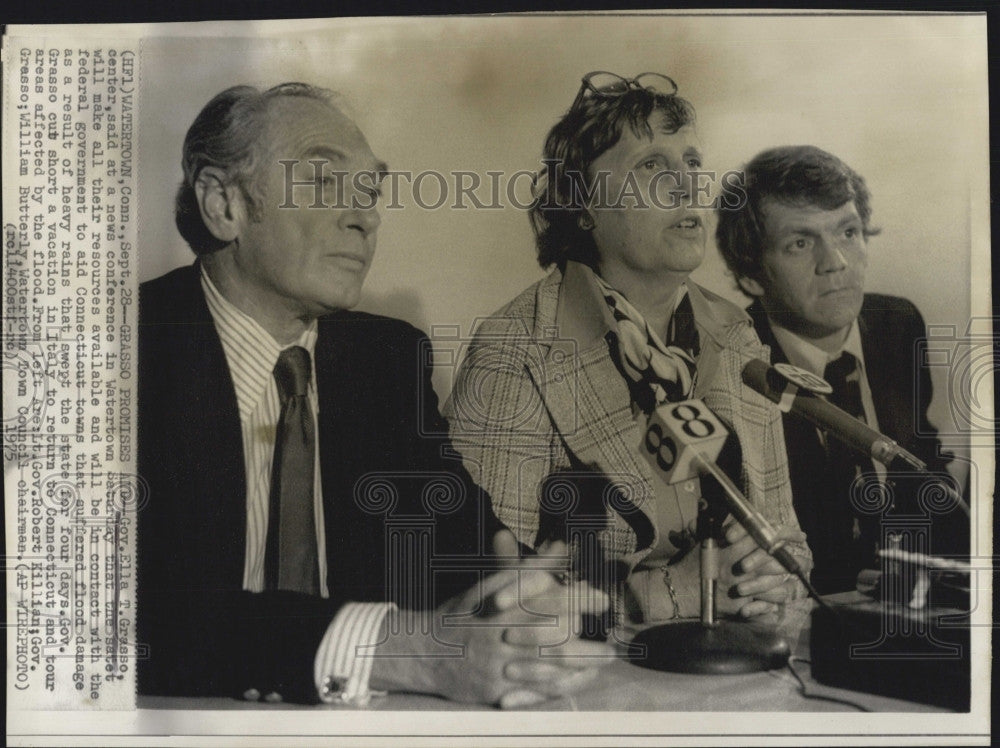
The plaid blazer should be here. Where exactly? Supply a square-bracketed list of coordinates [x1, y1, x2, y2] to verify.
[444, 262, 809, 621]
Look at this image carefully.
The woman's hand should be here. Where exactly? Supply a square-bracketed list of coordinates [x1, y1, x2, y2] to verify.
[716, 520, 808, 619]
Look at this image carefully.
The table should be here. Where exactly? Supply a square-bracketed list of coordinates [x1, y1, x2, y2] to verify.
[138, 597, 950, 713]
[139, 659, 940, 712]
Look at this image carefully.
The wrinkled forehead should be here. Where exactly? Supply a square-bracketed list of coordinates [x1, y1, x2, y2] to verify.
[258, 95, 378, 167]
[760, 196, 861, 233]
[625, 116, 697, 150]
[595, 120, 699, 168]
[648, 107, 696, 136]
[756, 170, 859, 215]
[762, 194, 858, 216]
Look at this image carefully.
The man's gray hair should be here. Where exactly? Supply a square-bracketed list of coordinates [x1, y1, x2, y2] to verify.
[174, 82, 336, 255]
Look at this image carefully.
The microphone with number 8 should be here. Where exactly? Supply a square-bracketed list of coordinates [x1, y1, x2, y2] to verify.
[632, 398, 811, 674]
[642, 399, 809, 585]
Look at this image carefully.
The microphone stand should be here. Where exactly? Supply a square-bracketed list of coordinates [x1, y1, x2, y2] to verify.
[631, 484, 791, 674]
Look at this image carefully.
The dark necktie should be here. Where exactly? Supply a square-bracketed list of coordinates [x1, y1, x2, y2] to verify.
[668, 293, 701, 362]
[822, 352, 879, 581]
[265, 346, 319, 595]
[824, 351, 869, 472]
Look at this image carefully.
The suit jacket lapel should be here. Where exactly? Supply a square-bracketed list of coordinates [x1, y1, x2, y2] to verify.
[529, 271, 792, 565]
[747, 300, 787, 365]
[688, 283, 730, 401]
[746, 298, 832, 535]
[313, 314, 344, 461]
[167, 264, 247, 588]
[527, 263, 659, 552]
[857, 301, 893, 436]
[536, 261, 632, 457]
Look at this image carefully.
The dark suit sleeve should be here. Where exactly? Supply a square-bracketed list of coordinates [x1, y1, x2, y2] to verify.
[138, 278, 506, 700]
[904, 301, 950, 472]
[137, 269, 346, 702]
[401, 325, 507, 605]
[137, 585, 337, 702]
[137, 394, 339, 701]
[908, 305, 969, 558]
[877, 297, 967, 558]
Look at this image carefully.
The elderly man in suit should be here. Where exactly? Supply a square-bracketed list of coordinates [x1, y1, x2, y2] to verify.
[715, 145, 965, 594]
[137, 82, 612, 707]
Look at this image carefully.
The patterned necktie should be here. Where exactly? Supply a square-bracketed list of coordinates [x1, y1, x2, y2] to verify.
[823, 352, 879, 566]
[824, 351, 870, 471]
[597, 278, 700, 406]
[265, 346, 319, 595]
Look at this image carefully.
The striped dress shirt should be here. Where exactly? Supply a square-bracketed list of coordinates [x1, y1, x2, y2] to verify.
[201, 269, 389, 704]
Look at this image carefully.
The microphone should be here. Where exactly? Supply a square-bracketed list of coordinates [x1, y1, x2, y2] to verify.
[633, 398, 802, 675]
[742, 358, 970, 519]
[741, 358, 927, 473]
[641, 399, 806, 579]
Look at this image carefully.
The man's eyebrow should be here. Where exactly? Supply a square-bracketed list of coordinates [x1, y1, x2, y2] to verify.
[775, 224, 818, 237]
[301, 146, 347, 163]
[777, 215, 861, 235]
[834, 214, 862, 228]
[300, 149, 387, 178]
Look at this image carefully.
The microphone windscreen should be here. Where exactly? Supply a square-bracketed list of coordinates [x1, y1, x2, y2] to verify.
[643, 399, 727, 484]
[741, 358, 783, 403]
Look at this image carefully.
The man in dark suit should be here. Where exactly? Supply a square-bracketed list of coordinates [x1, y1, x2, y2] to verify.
[715, 145, 965, 593]
[138, 82, 611, 707]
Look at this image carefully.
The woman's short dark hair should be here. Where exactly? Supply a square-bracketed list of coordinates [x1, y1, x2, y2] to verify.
[529, 86, 696, 270]
[715, 145, 879, 288]
[174, 82, 335, 256]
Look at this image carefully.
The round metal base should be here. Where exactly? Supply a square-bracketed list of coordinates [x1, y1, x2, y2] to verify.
[629, 620, 791, 674]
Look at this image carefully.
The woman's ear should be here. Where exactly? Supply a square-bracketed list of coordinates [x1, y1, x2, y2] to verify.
[194, 167, 244, 244]
[738, 275, 766, 297]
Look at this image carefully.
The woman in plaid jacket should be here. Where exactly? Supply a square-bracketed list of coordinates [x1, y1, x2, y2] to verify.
[444, 73, 811, 627]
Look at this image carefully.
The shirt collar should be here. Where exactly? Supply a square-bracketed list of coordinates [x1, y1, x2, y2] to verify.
[592, 273, 690, 352]
[769, 317, 867, 379]
[200, 266, 318, 421]
[555, 261, 744, 352]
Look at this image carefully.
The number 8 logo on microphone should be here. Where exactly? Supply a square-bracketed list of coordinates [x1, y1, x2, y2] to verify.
[641, 399, 728, 485]
[644, 422, 678, 472]
[670, 402, 717, 439]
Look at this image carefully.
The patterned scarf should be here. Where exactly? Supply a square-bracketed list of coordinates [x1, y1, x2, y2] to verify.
[596, 276, 700, 407]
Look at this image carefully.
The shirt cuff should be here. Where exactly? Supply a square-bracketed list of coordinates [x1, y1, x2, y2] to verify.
[314, 602, 394, 706]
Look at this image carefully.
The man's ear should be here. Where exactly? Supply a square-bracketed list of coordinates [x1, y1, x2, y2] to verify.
[194, 167, 244, 244]
[737, 275, 766, 298]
